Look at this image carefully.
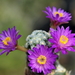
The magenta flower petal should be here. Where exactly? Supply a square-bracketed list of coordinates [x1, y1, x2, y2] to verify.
[0, 26, 21, 55]
[28, 45, 58, 74]
[43, 6, 72, 26]
[49, 26, 75, 54]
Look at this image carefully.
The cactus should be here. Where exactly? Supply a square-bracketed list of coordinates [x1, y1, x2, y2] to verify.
[25, 30, 51, 49]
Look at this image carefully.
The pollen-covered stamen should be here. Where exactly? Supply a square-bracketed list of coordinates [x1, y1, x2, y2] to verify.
[54, 12, 63, 17]
[37, 55, 46, 64]
[59, 35, 68, 44]
[2, 37, 11, 45]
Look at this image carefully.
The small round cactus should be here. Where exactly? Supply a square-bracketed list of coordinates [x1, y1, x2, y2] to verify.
[25, 30, 51, 49]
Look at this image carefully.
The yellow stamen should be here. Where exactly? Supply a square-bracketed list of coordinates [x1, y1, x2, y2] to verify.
[37, 55, 46, 64]
[54, 12, 63, 17]
[59, 35, 68, 44]
[2, 37, 11, 45]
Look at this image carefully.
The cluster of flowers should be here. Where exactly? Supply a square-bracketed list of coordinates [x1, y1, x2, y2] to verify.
[0, 6, 75, 75]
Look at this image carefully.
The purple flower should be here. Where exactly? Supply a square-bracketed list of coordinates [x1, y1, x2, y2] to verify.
[49, 26, 75, 54]
[43, 6, 72, 26]
[28, 45, 58, 74]
[0, 26, 21, 55]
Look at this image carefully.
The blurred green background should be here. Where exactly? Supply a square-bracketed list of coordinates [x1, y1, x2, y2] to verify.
[0, 0, 75, 75]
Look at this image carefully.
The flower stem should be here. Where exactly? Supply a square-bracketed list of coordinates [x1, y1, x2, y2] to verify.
[50, 25, 57, 29]
[49, 23, 56, 32]
[16, 45, 28, 52]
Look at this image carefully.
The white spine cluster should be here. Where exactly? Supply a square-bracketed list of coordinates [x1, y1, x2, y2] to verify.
[25, 30, 51, 49]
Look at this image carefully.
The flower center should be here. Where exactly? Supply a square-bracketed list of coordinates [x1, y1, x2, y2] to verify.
[2, 37, 11, 45]
[54, 12, 63, 17]
[59, 35, 68, 44]
[37, 55, 46, 64]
